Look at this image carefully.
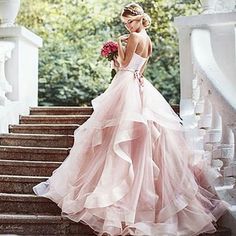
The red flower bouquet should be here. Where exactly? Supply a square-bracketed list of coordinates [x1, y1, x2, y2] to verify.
[101, 40, 118, 61]
[101, 40, 120, 78]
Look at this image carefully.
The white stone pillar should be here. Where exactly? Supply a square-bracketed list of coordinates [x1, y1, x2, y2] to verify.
[0, 26, 43, 108]
[175, 26, 195, 126]
[0, 26, 42, 133]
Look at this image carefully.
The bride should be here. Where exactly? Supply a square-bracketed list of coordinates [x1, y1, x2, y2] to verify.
[33, 2, 230, 236]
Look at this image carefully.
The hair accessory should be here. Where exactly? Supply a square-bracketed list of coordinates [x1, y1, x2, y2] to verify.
[124, 6, 144, 16]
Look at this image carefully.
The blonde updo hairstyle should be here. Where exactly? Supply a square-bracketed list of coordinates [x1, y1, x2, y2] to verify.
[120, 2, 151, 29]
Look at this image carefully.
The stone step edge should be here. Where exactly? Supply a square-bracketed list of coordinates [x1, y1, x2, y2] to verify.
[20, 115, 91, 118]
[0, 214, 229, 236]
[30, 105, 178, 109]
[9, 124, 80, 129]
[0, 192, 54, 202]
[0, 174, 48, 182]
[0, 213, 77, 224]
[0, 213, 228, 234]
[0, 145, 70, 153]
[0, 159, 62, 166]
[30, 106, 93, 110]
[0, 133, 74, 139]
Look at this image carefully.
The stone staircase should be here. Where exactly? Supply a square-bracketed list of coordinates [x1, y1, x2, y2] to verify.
[0, 106, 231, 235]
[0, 106, 94, 235]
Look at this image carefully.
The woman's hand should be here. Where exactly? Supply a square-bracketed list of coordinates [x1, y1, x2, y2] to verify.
[111, 56, 120, 72]
[113, 56, 120, 68]
[117, 34, 130, 64]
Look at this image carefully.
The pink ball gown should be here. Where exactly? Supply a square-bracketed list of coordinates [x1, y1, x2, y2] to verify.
[33, 52, 230, 236]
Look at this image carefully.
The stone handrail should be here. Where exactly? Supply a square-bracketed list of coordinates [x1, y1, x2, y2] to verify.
[190, 26, 236, 234]
[191, 27, 236, 176]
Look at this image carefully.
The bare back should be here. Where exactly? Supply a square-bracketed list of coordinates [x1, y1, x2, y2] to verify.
[134, 33, 152, 58]
[133, 33, 152, 75]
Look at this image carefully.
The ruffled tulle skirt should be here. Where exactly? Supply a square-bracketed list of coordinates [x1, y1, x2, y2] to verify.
[33, 69, 229, 236]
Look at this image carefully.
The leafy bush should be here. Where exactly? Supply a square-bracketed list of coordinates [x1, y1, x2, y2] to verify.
[17, 0, 201, 106]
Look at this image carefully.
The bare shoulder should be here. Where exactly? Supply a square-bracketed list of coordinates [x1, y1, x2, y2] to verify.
[128, 32, 140, 41]
[130, 32, 139, 36]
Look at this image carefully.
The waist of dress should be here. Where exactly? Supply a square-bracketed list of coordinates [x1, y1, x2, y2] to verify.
[118, 68, 139, 73]
[118, 68, 141, 79]
[118, 68, 144, 88]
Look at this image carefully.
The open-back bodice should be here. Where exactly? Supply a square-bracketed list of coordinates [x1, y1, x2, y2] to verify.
[120, 52, 148, 72]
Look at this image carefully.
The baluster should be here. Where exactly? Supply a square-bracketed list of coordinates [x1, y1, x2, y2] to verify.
[206, 107, 224, 186]
[183, 72, 206, 161]
[220, 119, 234, 177]
[205, 105, 222, 148]
[222, 125, 236, 199]
[0, 42, 15, 105]
[200, 0, 217, 14]
[215, 0, 236, 12]
[232, 127, 236, 162]
[194, 75, 204, 115]
[198, 93, 212, 130]
[192, 74, 199, 104]
[200, 0, 236, 14]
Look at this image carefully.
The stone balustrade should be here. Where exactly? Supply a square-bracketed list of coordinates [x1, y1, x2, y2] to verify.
[174, 8, 236, 234]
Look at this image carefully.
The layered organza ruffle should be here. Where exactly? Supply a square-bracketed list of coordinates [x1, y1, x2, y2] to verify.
[33, 69, 229, 236]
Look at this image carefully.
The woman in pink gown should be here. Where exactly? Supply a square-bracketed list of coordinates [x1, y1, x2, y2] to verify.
[33, 3, 230, 236]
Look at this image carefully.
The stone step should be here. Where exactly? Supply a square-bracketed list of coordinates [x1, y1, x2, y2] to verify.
[9, 124, 80, 135]
[0, 175, 48, 194]
[0, 213, 95, 235]
[30, 106, 94, 115]
[198, 226, 231, 235]
[0, 193, 61, 215]
[0, 212, 231, 236]
[29, 105, 179, 115]
[0, 197, 231, 236]
[0, 159, 61, 176]
[0, 212, 229, 236]
[0, 146, 69, 161]
[20, 114, 90, 125]
[1, 105, 230, 236]
[0, 133, 74, 148]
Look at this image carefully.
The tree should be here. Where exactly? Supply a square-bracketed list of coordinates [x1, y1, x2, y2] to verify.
[17, 0, 201, 106]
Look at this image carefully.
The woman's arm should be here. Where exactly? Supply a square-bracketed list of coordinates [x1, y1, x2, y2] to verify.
[117, 39, 125, 62]
[117, 33, 139, 67]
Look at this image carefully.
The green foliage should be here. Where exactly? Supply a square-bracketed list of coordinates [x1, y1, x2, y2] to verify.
[17, 0, 201, 106]
[138, 0, 201, 104]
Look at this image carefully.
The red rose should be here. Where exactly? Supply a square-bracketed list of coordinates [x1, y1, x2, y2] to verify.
[100, 40, 118, 61]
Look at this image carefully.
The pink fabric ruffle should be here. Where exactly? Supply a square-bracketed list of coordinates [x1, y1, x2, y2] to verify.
[33, 69, 229, 236]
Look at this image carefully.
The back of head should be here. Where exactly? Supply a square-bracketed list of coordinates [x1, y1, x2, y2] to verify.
[121, 2, 151, 29]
